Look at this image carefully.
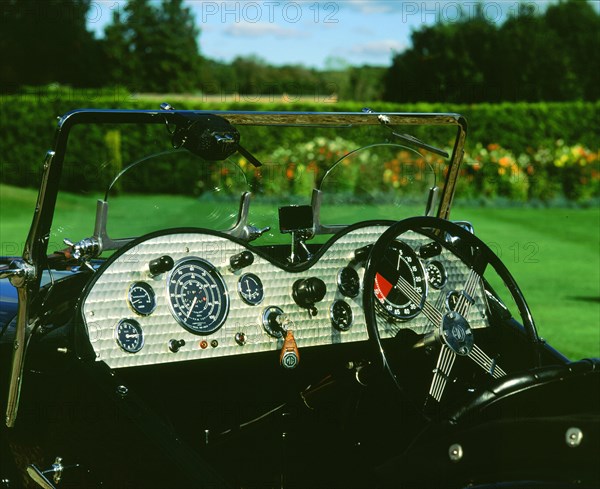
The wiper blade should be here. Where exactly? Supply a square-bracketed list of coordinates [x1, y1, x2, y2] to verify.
[376, 113, 449, 158]
[390, 131, 449, 158]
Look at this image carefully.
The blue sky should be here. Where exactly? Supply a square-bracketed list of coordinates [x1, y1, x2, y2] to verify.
[87, 1, 596, 69]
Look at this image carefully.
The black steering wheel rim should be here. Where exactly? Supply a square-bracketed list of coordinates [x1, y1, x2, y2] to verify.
[363, 216, 541, 404]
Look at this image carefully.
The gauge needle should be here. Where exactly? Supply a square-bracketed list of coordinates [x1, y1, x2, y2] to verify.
[125, 333, 139, 338]
[186, 296, 198, 320]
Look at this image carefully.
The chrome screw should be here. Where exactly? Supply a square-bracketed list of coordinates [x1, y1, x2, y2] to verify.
[449, 443, 463, 462]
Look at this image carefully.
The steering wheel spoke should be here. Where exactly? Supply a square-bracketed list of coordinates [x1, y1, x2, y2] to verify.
[469, 344, 506, 379]
[455, 268, 480, 317]
[428, 345, 456, 403]
[364, 216, 539, 414]
[394, 275, 443, 326]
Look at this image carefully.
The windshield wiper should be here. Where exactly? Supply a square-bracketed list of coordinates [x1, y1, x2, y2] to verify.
[377, 114, 449, 158]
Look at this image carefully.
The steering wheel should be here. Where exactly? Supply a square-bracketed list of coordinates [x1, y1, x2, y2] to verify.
[363, 216, 541, 408]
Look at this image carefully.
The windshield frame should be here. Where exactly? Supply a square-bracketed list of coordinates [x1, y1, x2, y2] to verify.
[23, 109, 467, 291]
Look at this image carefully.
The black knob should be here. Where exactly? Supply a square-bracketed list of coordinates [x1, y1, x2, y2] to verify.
[292, 277, 326, 309]
[169, 339, 185, 353]
[419, 242, 442, 259]
[149, 255, 174, 276]
[230, 251, 254, 272]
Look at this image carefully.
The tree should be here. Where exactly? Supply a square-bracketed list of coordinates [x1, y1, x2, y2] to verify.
[544, 0, 600, 100]
[0, 0, 103, 89]
[103, 0, 202, 92]
[383, 0, 600, 103]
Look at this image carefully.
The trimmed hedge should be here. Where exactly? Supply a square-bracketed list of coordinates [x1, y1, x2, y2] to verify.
[0, 92, 598, 195]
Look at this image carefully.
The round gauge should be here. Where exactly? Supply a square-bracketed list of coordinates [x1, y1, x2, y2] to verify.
[373, 240, 427, 320]
[238, 273, 264, 305]
[167, 257, 229, 335]
[337, 267, 360, 298]
[115, 319, 144, 353]
[426, 261, 447, 289]
[446, 290, 461, 311]
[127, 281, 156, 316]
[330, 300, 353, 331]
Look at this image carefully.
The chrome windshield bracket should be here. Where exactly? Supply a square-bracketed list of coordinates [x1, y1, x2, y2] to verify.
[311, 189, 346, 236]
[226, 192, 271, 242]
[92, 199, 133, 253]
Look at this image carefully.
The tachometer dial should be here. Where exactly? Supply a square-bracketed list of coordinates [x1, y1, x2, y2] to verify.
[426, 261, 447, 289]
[373, 240, 427, 320]
[115, 319, 144, 353]
[238, 273, 264, 305]
[330, 299, 353, 331]
[127, 281, 156, 316]
[167, 257, 229, 335]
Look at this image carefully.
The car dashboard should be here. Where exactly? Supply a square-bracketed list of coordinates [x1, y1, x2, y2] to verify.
[80, 222, 490, 370]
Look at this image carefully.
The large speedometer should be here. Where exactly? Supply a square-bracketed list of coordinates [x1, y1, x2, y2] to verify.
[373, 240, 427, 320]
[167, 257, 229, 335]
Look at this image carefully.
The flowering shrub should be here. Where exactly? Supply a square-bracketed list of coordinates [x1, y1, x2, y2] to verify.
[549, 140, 599, 201]
[236, 136, 598, 203]
[462, 143, 530, 201]
[451, 141, 598, 203]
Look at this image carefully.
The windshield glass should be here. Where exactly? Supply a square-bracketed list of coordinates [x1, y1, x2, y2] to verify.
[50, 113, 458, 254]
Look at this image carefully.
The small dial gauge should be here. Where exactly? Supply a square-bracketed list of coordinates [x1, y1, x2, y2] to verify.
[238, 273, 264, 305]
[373, 240, 427, 320]
[330, 300, 353, 331]
[446, 290, 461, 311]
[426, 261, 447, 289]
[337, 267, 360, 298]
[115, 319, 144, 353]
[167, 257, 229, 335]
[127, 281, 156, 316]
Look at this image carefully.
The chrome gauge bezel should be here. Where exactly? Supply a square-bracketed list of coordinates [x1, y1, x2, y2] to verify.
[237, 273, 264, 306]
[337, 266, 360, 298]
[166, 256, 230, 335]
[330, 299, 354, 331]
[114, 318, 145, 353]
[127, 281, 157, 316]
[426, 260, 447, 290]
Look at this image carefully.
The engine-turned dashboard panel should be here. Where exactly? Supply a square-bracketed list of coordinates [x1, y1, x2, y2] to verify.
[80, 224, 490, 369]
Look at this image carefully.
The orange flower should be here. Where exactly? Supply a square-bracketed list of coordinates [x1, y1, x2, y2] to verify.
[499, 156, 511, 167]
[487, 143, 500, 151]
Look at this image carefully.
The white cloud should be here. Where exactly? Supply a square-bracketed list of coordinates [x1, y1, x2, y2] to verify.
[349, 40, 406, 57]
[344, 1, 397, 15]
[224, 22, 307, 39]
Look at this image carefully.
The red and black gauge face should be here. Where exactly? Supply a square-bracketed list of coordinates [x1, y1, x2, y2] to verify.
[373, 240, 427, 320]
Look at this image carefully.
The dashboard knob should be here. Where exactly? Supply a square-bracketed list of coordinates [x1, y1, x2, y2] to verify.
[168, 339, 185, 353]
[149, 255, 174, 276]
[292, 277, 326, 309]
[230, 251, 254, 272]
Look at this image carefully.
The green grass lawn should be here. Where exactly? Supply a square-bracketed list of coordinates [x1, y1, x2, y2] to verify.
[1, 184, 598, 359]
